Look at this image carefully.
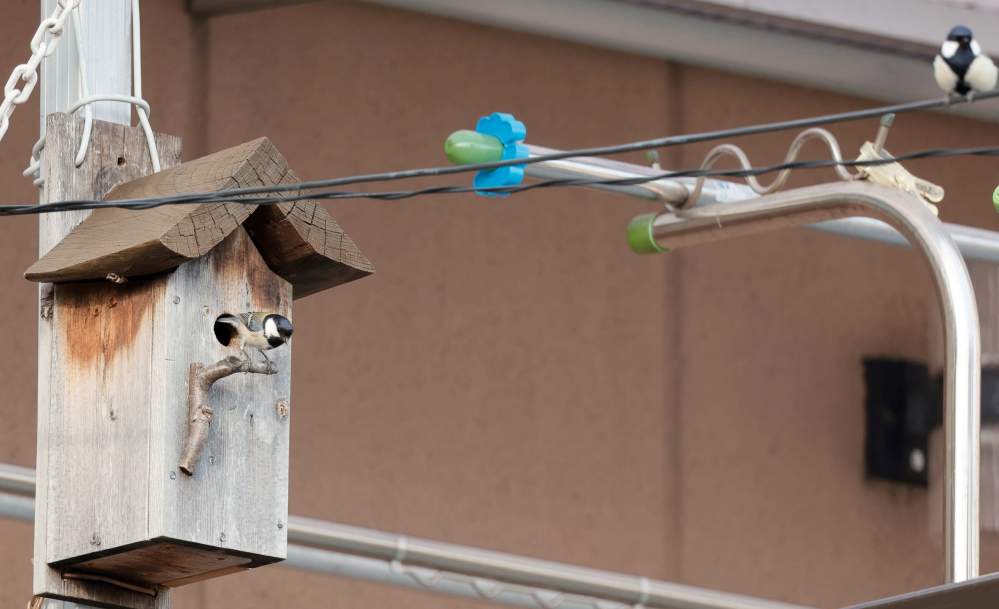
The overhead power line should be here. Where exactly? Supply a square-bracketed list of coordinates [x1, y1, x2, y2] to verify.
[2, 91, 997, 216]
[3, 143, 998, 216]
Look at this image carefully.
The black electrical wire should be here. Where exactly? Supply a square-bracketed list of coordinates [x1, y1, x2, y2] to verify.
[15, 90, 999, 215]
[5, 143, 999, 216]
[234, 143, 999, 202]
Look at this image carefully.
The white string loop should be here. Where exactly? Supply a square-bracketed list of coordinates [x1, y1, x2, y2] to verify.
[2, 0, 160, 186]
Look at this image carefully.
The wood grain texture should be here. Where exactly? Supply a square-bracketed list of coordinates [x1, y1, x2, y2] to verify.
[25, 137, 373, 302]
[69, 542, 252, 586]
[40, 227, 290, 596]
[243, 170, 374, 299]
[35, 114, 179, 609]
[155, 226, 291, 564]
[46, 278, 166, 567]
[179, 356, 278, 476]
[26, 137, 280, 283]
[39, 113, 183, 258]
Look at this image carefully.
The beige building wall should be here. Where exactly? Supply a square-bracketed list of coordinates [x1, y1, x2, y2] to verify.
[2, 1, 999, 608]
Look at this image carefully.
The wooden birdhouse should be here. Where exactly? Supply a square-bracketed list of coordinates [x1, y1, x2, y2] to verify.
[30, 114, 373, 609]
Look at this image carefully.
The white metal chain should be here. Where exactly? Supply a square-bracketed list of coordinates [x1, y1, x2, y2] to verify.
[25, 1, 161, 186]
[0, 0, 81, 142]
[1, 0, 160, 187]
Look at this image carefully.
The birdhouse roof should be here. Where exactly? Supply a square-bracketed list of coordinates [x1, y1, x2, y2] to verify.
[24, 137, 373, 299]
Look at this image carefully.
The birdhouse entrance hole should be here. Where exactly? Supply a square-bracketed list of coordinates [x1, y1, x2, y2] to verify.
[213, 315, 237, 347]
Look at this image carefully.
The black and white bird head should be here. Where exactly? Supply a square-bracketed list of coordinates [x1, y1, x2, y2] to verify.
[946, 25, 973, 47]
[934, 26, 998, 97]
[263, 314, 294, 347]
[214, 312, 294, 360]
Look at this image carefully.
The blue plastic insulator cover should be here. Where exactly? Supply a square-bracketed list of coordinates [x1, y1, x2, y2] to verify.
[472, 113, 528, 197]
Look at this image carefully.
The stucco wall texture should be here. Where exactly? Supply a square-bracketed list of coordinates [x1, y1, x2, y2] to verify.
[2, 1, 999, 608]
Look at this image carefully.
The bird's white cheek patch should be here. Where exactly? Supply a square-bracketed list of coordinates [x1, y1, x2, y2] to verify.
[264, 317, 278, 338]
[972, 39, 983, 56]
[942, 40, 959, 58]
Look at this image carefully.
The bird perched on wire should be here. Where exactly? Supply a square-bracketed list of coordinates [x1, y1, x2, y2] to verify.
[214, 312, 293, 361]
[934, 26, 998, 99]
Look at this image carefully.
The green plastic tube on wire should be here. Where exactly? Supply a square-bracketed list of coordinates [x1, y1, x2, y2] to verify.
[444, 130, 506, 165]
[626, 213, 668, 254]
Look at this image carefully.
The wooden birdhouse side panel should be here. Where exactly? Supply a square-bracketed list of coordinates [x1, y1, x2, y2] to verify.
[152, 226, 291, 564]
[46, 278, 166, 565]
[35, 114, 182, 608]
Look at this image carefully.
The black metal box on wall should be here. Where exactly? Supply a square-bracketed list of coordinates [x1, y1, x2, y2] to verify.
[863, 358, 941, 486]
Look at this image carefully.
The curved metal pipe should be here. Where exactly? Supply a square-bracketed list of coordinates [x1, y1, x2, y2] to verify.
[649, 181, 981, 584]
[684, 128, 859, 207]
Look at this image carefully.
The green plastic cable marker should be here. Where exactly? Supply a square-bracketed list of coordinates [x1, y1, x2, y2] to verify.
[445, 130, 506, 165]
[993, 184, 999, 213]
[627, 213, 668, 254]
[448, 129, 669, 255]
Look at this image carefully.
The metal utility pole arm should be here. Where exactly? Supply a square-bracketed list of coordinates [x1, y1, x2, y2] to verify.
[524, 144, 999, 265]
[644, 181, 981, 585]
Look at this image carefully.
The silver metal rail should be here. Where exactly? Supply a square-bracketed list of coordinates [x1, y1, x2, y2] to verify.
[287, 517, 809, 609]
[526, 145, 740, 206]
[6, 479, 992, 609]
[0, 490, 33, 521]
[0, 462, 35, 495]
[646, 181, 981, 584]
[0, 469, 810, 609]
[525, 145, 999, 265]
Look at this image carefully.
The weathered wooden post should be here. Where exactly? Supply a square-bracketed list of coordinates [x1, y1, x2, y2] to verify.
[31, 114, 373, 608]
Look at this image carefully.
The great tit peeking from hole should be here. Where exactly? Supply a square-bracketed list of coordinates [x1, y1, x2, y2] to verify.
[215, 312, 293, 362]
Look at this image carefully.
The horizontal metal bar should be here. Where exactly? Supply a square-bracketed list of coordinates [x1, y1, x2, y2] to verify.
[525, 145, 753, 206]
[0, 462, 35, 496]
[524, 145, 999, 264]
[287, 516, 809, 609]
[10, 482, 993, 609]
[807, 217, 999, 264]
[0, 468, 810, 609]
[283, 544, 796, 609]
[0, 491, 34, 522]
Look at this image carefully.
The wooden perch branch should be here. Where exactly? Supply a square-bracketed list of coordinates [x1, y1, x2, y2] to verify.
[179, 355, 277, 476]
